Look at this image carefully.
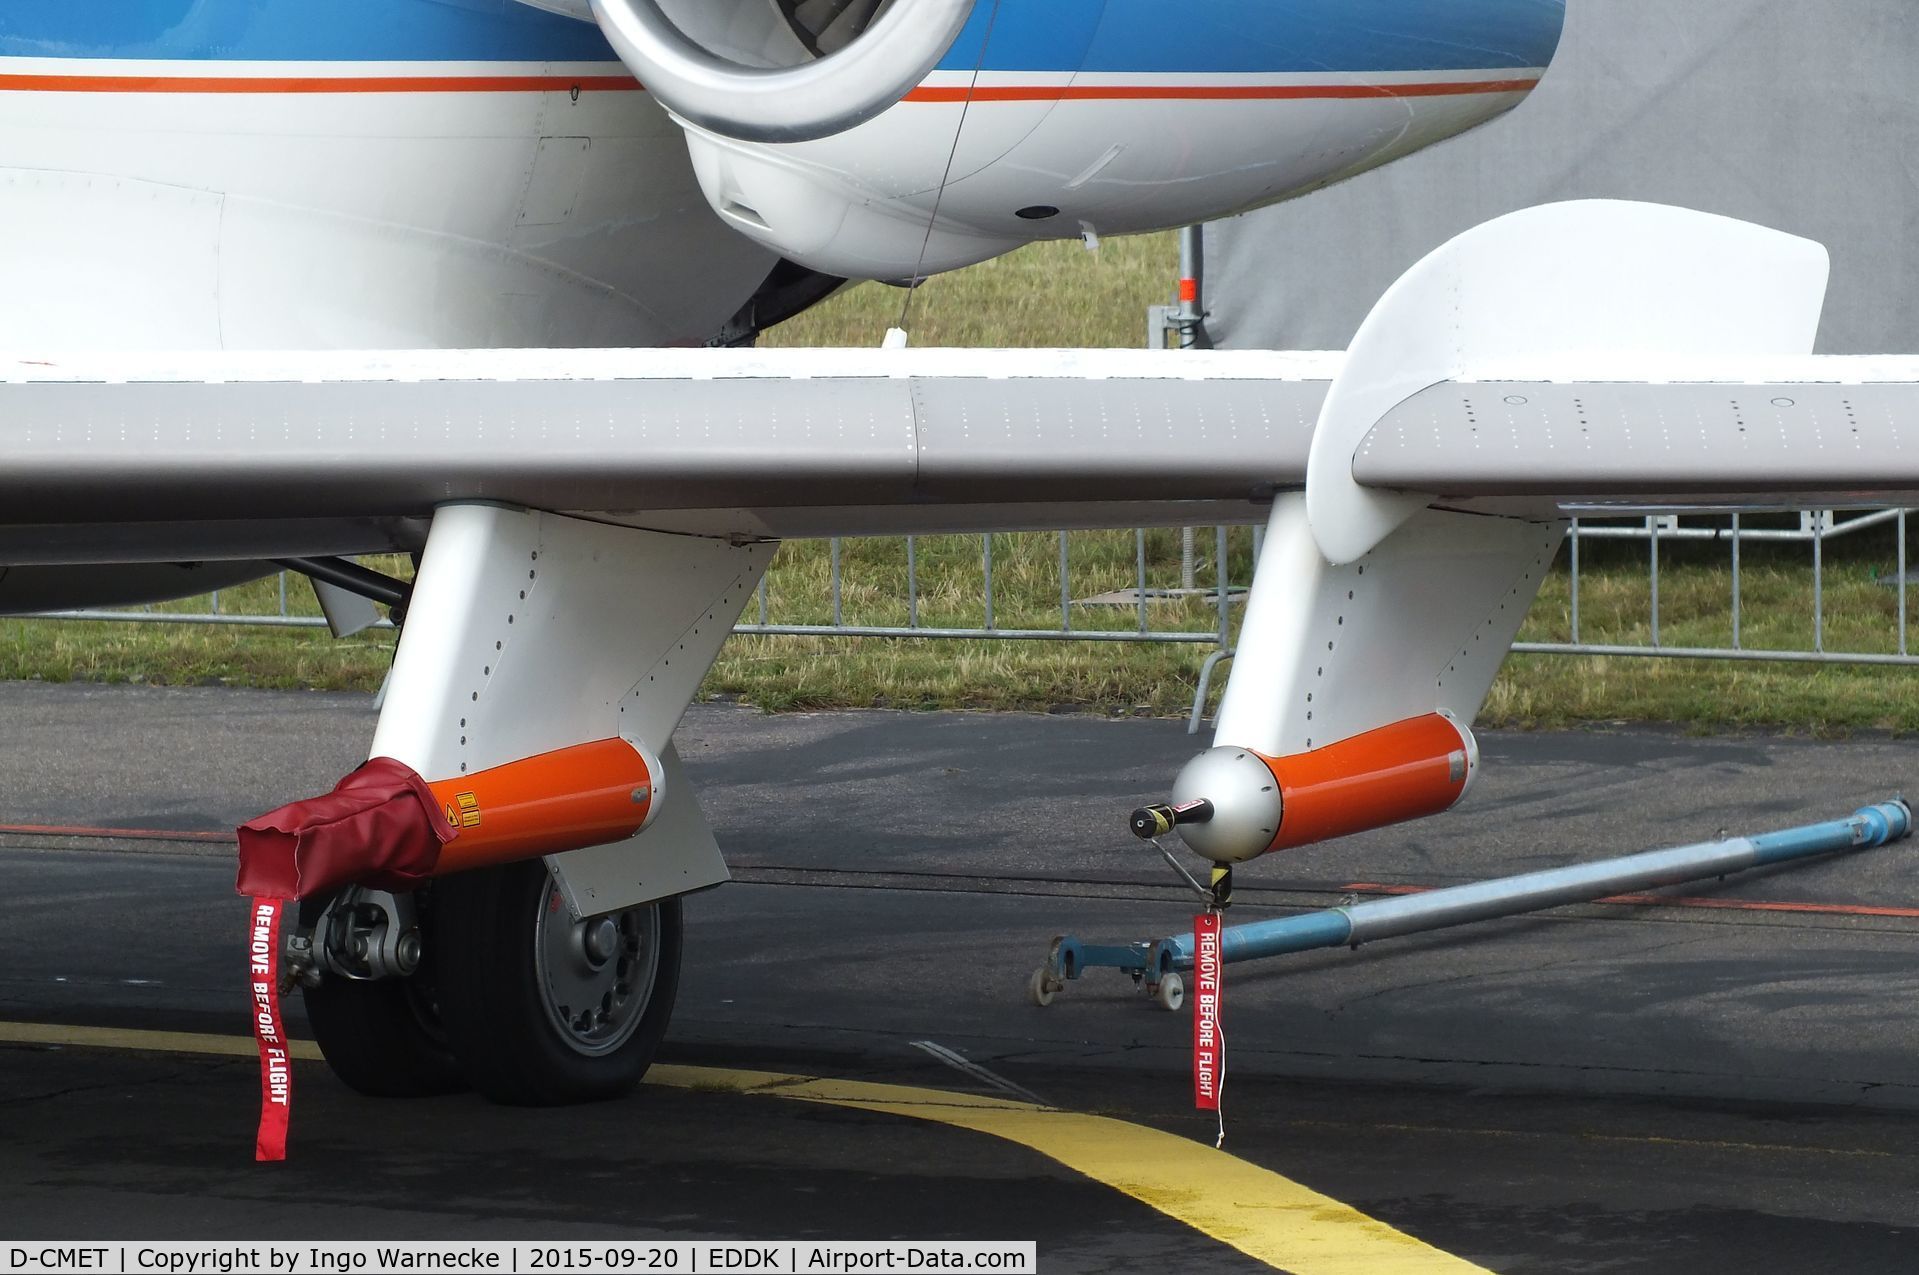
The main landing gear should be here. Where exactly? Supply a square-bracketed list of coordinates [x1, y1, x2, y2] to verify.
[294, 863, 683, 1105]
[263, 504, 765, 1107]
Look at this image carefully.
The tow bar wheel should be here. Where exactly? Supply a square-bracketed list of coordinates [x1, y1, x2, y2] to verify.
[1152, 972, 1185, 1012]
[430, 859, 684, 1105]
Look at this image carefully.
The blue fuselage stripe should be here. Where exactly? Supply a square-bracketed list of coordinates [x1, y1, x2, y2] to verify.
[937, 0, 1565, 74]
[0, 1, 618, 63]
[0, 0, 1565, 75]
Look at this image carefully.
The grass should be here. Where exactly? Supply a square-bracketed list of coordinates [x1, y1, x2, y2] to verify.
[1492, 528, 1919, 735]
[761, 233, 1175, 350]
[718, 527, 1238, 713]
[0, 531, 1244, 715]
[4, 233, 1915, 732]
[9, 522, 1919, 732]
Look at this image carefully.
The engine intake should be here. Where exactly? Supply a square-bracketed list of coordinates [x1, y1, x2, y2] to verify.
[589, 0, 975, 142]
[581, 0, 1563, 281]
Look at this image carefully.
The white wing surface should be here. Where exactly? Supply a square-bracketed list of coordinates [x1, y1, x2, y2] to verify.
[12, 205, 1919, 576]
[0, 347, 1335, 563]
[1357, 360, 1919, 515]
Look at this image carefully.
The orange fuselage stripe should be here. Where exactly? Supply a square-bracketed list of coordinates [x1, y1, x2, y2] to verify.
[0, 73, 643, 94]
[0, 74, 1533, 100]
[903, 78, 1539, 103]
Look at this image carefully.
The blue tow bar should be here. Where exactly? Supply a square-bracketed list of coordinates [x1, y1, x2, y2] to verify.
[1030, 800, 1911, 1009]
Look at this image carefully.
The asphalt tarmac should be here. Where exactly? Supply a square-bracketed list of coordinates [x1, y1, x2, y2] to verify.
[1, 682, 1917, 1272]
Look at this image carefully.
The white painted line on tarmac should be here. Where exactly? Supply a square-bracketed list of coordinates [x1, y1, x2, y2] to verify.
[910, 1038, 1050, 1106]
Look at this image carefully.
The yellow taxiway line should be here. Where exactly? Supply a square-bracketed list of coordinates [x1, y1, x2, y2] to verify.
[0, 1020, 1488, 1275]
[0, 1019, 325, 1061]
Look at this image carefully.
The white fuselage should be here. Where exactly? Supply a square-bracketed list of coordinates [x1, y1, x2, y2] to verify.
[0, 0, 1563, 350]
[0, 58, 776, 350]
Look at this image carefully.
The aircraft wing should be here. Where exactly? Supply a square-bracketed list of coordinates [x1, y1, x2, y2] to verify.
[0, 347, 1336, 564]
[14, 204, 1919, 576]
[13, 345, 1919, 570]
[1354, 358, 1919, 516]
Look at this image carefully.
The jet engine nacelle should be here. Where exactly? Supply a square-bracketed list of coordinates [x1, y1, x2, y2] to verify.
[588, 0, 1565, 279]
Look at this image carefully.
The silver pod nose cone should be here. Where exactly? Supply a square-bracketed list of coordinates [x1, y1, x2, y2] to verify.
[1168, 747, 1284, 864]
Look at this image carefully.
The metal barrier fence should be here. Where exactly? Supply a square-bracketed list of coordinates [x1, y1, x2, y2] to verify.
[732, 529, 1238, 645]
[24, 508, 1915, 735]
[28, 509, 1919, 663]
[1523, 508, 1919, 664]
[26, 527, 1244, 645]
[1179, 506, 1919, 730]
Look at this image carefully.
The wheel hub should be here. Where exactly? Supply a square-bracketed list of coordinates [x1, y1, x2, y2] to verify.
[532, 877, 661, 1057]
[579, 916, 620, 967]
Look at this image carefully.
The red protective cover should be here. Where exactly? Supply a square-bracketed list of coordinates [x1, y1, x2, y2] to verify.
[234, 757, 458, 900]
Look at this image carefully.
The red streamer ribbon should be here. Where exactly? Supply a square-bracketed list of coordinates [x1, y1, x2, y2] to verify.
[248, 897, 293, 1162]
[1192, 911, 1222, 1112]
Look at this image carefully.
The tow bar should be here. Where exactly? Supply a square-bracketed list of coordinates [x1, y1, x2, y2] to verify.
[1029, 799, 1912, 1009]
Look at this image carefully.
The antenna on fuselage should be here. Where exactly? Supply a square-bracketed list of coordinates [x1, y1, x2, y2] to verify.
[893, 0, 1003, 341]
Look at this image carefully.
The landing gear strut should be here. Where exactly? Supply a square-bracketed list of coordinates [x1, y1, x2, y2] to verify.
[273, 506, 758, 1108]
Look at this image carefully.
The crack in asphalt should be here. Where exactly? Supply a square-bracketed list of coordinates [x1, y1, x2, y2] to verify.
[0, 1052, 229, 1108]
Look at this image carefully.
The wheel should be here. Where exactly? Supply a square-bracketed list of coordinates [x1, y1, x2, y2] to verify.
[430, 859, 682, 1106]
[303, 967, 465, 1098]
[1028, 966, 1057, 1008]
[1153, 972, 1185, 1012]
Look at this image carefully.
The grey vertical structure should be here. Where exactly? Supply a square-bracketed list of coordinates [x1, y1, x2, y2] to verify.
[1201, 1, 1919, 355]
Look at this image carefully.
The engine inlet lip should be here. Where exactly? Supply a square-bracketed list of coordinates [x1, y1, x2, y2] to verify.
[589, 0, 978, 144]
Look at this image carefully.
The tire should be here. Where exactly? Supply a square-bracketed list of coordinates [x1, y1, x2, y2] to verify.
[1027, 966, 1057, 1008]
[430, 860, 682, 1106]
[303, 969, 466, 1098]
[1153, 972, 1186, 1013]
